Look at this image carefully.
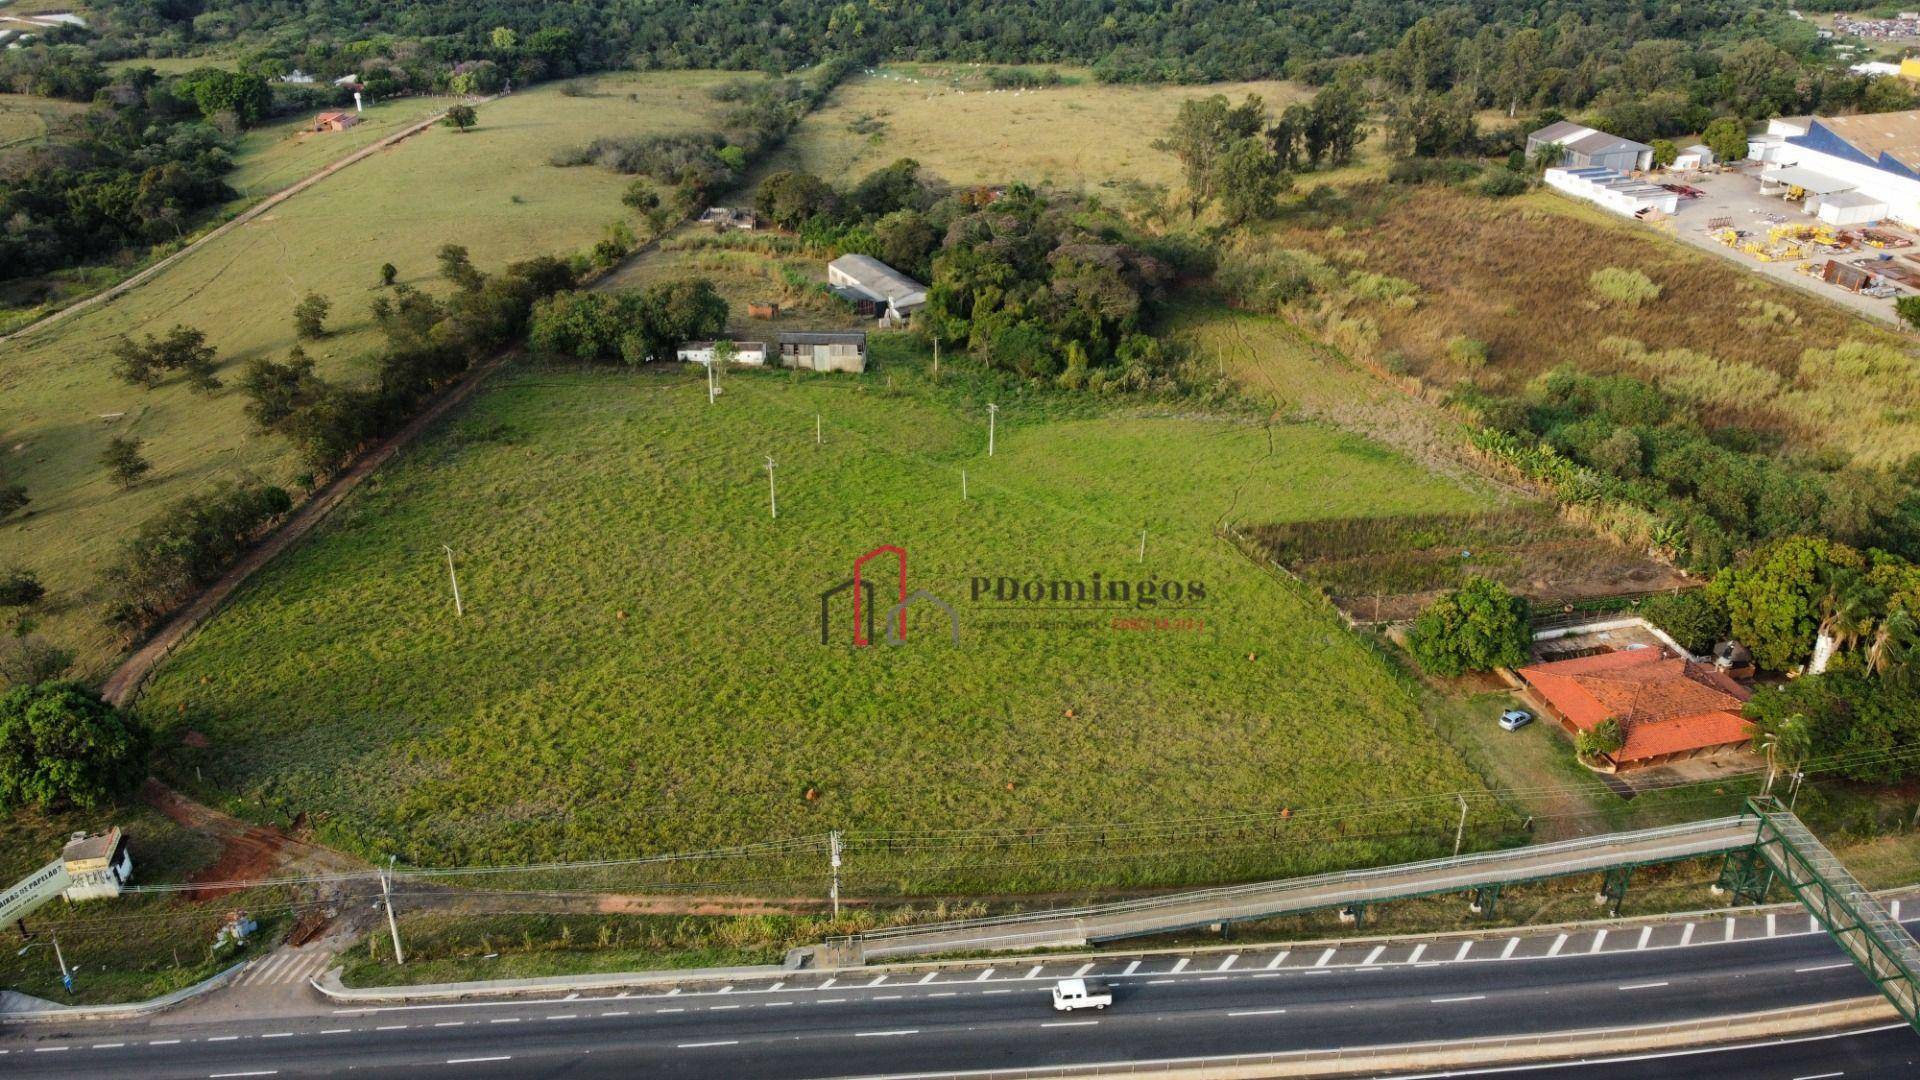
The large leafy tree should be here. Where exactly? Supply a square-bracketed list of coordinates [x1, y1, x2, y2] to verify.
[1408, 577, 1531, 677]
[1711, 537, 1862, 672]
[1156, 93, 1266, 217]
[0, 682, 150, 810]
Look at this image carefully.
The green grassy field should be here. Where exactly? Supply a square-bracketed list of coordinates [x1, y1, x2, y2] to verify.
[135, 343, 1501, 891]
[763, 65, 1305, 192]
[0, 92, 84, 149]
[223, 95, 455, 205]
[0, 70, 744, 680]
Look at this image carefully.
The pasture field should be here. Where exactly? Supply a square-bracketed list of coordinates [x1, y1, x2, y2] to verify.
[762, 64, 1307, 192]
[1259, 184, 1920, 464]
[0, 91, 84, 149]
[0, 70, 744, 679]
[223, 94, 455, 204]
[136, 344, 1502, 892]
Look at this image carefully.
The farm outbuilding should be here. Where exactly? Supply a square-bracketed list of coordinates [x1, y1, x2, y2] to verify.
[827, 254, 927, 326]
[778, 331, 867, 374]
[1526, 121, 1655, 174]
[313, 111, 359, 132]
[677, 340, 768, 365]
[1672, 143, 1714, 170]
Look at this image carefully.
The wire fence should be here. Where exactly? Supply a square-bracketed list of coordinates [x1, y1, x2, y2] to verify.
[79, 741, 1920, 912]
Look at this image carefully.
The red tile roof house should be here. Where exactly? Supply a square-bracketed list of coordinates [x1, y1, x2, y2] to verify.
[1516, 648, 1754, 772]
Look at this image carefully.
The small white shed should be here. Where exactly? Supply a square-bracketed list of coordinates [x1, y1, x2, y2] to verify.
[1816, 190, 1889, 226]
[1673, 143, 1714, 170]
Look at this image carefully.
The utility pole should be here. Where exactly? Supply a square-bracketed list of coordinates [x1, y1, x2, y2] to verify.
[443, 545, 463, 617]
[1138, 528, 1147, 562]
[1453, 795, 1469, 858]
[932, 337, 940, 380]
[765, 456, 778, 520]
[707, 357, 717, 404]
[815, 413, 821, 445]
[53, 932, 70, 995]
[961, 470, 968, 500]
[986, 403, 998, 456]
[829, 831, 843, 920]
[382, 856, 405, 965]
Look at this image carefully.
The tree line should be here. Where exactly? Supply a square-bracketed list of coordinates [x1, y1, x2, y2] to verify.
[86, 0, 1792, 89]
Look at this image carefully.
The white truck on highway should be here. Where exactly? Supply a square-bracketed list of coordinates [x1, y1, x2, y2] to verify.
[1051, 978, 1112, 1011]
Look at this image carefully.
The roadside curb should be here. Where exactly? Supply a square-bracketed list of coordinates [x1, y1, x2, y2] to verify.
[864, 998, 1900, 1079]
[0, 961, 246, 1025]
[312, 962, 790, 1004]
[311, 884, 1920, 1004]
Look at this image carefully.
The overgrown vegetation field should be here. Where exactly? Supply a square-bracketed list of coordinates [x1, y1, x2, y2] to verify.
[137, 348, 1500, 892]
[1265, 184, 1920, 465]
[0, 71, 741, 679]
[764, 65, 1306, 192]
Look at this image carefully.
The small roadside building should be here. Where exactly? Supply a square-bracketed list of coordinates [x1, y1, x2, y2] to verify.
[826, 254, 927, 326]
[677, 340, 768, 365]
[778, 331, 867, 374]
[313, 111, 360, 133]
[1517, 648, 1753, 772]
[1526, 121, 1655, 174]
[61, 827, 133, 902]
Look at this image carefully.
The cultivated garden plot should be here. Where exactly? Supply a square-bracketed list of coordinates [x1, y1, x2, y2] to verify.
[0, 70, 743, 679]
[136, 351, 1503, 893]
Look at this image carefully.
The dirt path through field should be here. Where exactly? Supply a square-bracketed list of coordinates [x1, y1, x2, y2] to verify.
[100, 350, 511, 706]
[2, 95, 492, 344]
[143, 779, 367, 899]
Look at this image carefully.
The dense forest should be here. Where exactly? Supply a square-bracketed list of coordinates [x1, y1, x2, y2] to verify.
[88, 0, 1799, 85]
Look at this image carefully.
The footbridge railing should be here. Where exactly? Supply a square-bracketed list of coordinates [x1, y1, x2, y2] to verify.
[1748, 796, 1920, 1028]
[833, 815, 1758, 962]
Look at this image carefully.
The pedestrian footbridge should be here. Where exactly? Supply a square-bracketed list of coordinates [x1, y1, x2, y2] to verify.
[831, 799, 1920, 1031]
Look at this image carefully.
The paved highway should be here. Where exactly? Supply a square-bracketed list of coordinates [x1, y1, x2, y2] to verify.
[5, 911, 1918, 1078]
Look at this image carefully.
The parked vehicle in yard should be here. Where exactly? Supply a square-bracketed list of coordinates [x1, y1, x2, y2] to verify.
[1499, 708, 1534, 732]
[1052, 978, 1112, 1011]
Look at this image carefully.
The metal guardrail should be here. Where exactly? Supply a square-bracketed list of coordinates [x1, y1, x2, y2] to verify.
[827, 998, 1894, 1079]
[842, 816, 1756, 956]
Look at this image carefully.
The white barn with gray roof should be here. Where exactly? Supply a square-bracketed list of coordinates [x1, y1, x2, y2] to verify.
[827, 254, 927, 325]
[1526, 121, 1655, 174]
